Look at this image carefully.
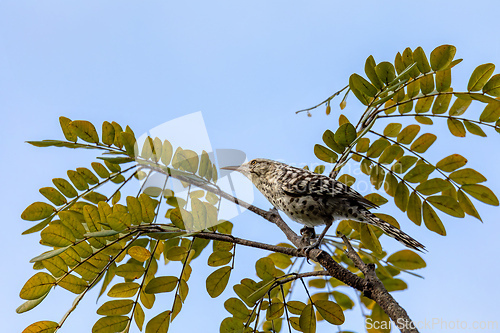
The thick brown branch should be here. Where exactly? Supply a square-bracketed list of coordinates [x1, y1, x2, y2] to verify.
[340, 233, 419, 333]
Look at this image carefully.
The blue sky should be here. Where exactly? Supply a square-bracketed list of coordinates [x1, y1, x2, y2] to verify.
[2, 1, 500, 332]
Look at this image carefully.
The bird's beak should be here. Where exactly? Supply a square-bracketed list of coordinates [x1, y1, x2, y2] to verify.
[221, 165, 241, 171]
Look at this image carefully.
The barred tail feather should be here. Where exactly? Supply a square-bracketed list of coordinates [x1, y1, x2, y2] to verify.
[364, 212, 426, 252]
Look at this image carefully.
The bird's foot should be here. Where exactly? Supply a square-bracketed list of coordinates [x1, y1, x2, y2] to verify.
[265, 207, 279, 220]
[300, 238, 323, 260]
[299, 227, 320, 262]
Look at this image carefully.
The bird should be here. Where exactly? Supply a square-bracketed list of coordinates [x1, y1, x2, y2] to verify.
[222, 158, 425, 253]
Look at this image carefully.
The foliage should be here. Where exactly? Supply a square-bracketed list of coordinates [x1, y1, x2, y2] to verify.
[19, 45, 499, 333]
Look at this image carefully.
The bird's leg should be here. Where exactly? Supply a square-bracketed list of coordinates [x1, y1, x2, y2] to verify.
[301, 221, 332, 257]
[299, 226, 316, 247]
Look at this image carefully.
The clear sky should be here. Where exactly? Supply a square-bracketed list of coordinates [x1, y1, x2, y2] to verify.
[2, 1, 500, 332]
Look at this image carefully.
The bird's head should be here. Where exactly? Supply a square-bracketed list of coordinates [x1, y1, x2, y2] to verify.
[221, 158, 277, 181]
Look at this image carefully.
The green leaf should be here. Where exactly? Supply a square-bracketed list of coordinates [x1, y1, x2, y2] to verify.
[255, 257, 277, 282]
[356, 137, 370, 153]
[436, 69, 451, 92]
[479, 102, 500, 122]
[145, 310, 171, 333]
[450, 168, 486, 185]
[382, 278, 408, 292]
[314, 300, 345, 325]
[403, 164, 435, 183]
[415, 96, 434, 114]
[30, 247, 69, 263]
[413, 46, 431, 73]
[115, 263, 146, 280]
[410, 133, 436, 153]
[447, 118, 466, 137]
[420, 75, 435, 95]
[449, 98, 472, 116]
[461, 184, 499, 206]
[101, 121, 115, 146]
[92, 316, 128, 333]
[422, 201, 446, 235]
[219, 317, 245, 333]
[334, 123, 356, 147]
[206, 266, 231, 298]
[468, 63, 495, 91]
[426, 195, 464, 218]
[383, 123, 402, 137]
[299, 303, 316, 333]
[59, 116, 77, 142]
[392, 156, 418, 174]
[266, 302, 285, 320]
[128, 246, 151, 262]
[397, 125, 420, 144]
[364, 193, 389, 206]
[70, 120, 99, 144]
[349, 73, 377, 97]
[314, 144, 338, 163]
[145, 276, 178, 294]
[416, 178, 452, 195]
[91, 162, 110, 179]
[21, 202, 55, 221]
[394, 181, 409, 212]
[67, 170, 89, 191]
[107, 282, 140, 297]
[387, 250, 426, 269]
[365, 55, 384, 89]
[407, 192, 422, 226]
[20, 272, 55, 300]
[224, 297, 250, 320]
[430, 44, 456, 71]
[483, 74, 500, 97]
[84, 229, 119, 237]
[370, 165, 385, 190]
[22, 321, 59, 333]
[375, 61, 396, 85]
[415, 115, 433, 125]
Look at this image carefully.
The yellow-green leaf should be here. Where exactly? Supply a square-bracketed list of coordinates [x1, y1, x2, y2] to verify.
[415, 115, 433, 125]
[426, 195, 464, 218]
[457, 190, 482, 221]
[479, 102, 500, 122]
[334, 123, 356, 147]
[115, 263, 145, 280]
[422, 201, 446, 235]
[224, 297, 250, 320]
[449, 98, 472, 116]
[432, 93, 453, 114]
[145, 276, 178, 294]
[101, 121, 115, 146]
[314, 300, 345, 325]
[397, 125, 420, 144]
[387, 250, 426, 269]
[206, 266, 231, 298]
[128, 246, 151, 262]
[366, 138, 390, 158]
[97, 299, 134, 316]
[420, 75, 435, 95]
[266, 302, 285, 320]
[59, 116, 77, 142]
[415, 96, 434, 114]
[463, 120, 486, 137]
[392, 156, 418, 174]
[92, 316, 128, 333]
[416, 178, 452, 195]
[365, 55, 384, 89]
[40, 224, 75, 247]
[407, 192, 422, 226]
[436, 69, 451, 92]
[145, 310, 171, 333]
[208, 251, 233, 267]
[256, 257, 277, 282]
[383, 123, 402, 137]
[71, 120, 99, 144]
[483, 74, 500, 97]
[403, 164, 435, 183]
[39, 187, 67, 206]
[461, 184, 499, 206]
[468, 63, 495, 91]
[20, 272, 55, 300]
[107, 282, 140, 298]
[430, 45, 456, 71]
[410, 133, 436, 153]
[370, 165, 385, 190]
[360, 224, 382, 254]
[447, 118, 466, 137]
[67, 170, 89, 191]
[52, 178, 78, 198]
[450, 168, 486, 185]
[299, 303, 316, 333]
[436, 154, 467, 172]
[22, 321, 59, 333]
[375, 61, 396, 85]
[21, 202, 55, 221]
[413, 46, 431, 73]
[394, 181, 409, 212]
[349, 73, 377, 97]
[58, 274, 87, 294]
[314, 144, 338, 163]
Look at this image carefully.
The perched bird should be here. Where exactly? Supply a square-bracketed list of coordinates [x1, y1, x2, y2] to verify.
[222, 158, 425, 252]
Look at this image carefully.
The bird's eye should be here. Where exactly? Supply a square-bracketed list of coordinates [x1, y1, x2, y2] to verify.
[250, 160, 257, 166]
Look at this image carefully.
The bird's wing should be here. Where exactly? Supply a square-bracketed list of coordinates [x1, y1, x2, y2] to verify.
[281, 173, 379, 209]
